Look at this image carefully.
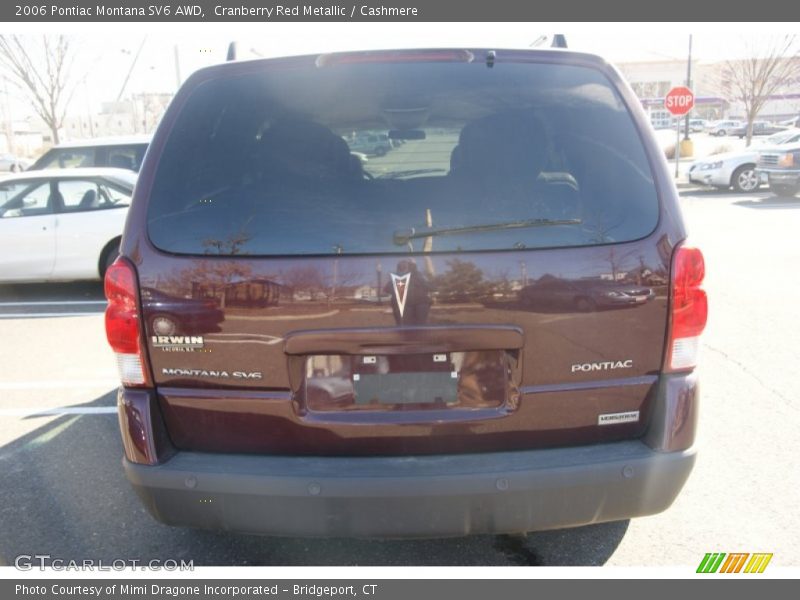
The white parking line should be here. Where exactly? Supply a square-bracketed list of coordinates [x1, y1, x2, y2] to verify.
[205, 338, 283, 346]
[227, 310, 339, 321]
[0, 300, 107, 306]
[208, 333, 281, 338]
[206, 333, 284, 345]
[0, 312, 101, 318]
[0, 407, 117, 417]
[0, 380, 118, 390]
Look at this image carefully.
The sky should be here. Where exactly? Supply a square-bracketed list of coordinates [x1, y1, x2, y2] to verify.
[0, 22, 796, 121]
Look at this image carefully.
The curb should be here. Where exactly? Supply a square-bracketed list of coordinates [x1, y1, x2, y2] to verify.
[676, 183, 710, 194]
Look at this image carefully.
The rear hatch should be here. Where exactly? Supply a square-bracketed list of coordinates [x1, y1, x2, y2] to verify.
[130, 50, 682, 456]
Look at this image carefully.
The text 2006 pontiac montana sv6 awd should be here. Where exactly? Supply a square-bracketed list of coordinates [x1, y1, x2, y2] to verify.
[105, 48, 707, 537]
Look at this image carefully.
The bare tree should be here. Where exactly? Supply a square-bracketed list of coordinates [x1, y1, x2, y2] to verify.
[279, 265, 328, 301]
[0, 35, 78, 144]
[713, 36, 800, 146]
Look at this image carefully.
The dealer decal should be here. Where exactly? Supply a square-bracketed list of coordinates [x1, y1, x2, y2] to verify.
[597, 410, 640, 425]
[151, 335, 204, 350]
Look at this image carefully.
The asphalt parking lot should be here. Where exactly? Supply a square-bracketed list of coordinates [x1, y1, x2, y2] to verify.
[0, 187, 798, 567]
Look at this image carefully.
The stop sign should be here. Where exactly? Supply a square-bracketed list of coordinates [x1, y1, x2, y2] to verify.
[664, 86, 695, 116]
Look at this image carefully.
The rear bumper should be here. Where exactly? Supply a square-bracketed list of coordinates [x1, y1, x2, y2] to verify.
[688, 167, 731, 187]
[119, 371, 699, 537]
[124, 440, 695, 538]
[761, 170, 800, 185]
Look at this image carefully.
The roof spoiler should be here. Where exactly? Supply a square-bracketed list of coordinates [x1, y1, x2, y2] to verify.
[227, 38, 567, 63]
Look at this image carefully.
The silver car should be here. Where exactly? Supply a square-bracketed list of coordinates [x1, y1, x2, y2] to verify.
[0, 153, 28, 173]
[688, 128, 800, 192]
[707, 120, 742, 137]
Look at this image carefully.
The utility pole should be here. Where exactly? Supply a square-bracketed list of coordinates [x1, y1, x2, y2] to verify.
[684, 34, 693, 142]
[2, 76, 14, 153]
[173, 45, 182, 89]
[82, 76, 94, 138]
[376, 262, 383, 305]
[116, 37, 147, 103]
[131, 94, 139, 134]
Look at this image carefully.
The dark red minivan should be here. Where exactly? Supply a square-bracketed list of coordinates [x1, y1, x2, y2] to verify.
[105, 48, 707, 537]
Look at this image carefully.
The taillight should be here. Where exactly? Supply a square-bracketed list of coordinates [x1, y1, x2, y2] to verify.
[666, 243, 708, 372]
[105, 257, 149, 386]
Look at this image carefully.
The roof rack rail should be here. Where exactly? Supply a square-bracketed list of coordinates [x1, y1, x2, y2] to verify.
[551, 34, 568, 49]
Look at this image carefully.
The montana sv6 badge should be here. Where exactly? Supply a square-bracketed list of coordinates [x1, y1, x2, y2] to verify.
[571, 359, 633, 373]
[161, 368, 262, 380]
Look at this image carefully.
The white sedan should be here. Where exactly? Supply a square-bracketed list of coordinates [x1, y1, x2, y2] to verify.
[688, 128, 800, 193]
[0, 168, 136, 282]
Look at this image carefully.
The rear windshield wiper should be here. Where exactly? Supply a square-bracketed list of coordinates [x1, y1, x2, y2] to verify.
[393, 218, 582, 245]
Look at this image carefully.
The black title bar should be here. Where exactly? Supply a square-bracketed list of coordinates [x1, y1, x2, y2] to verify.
[4, 0, 800, 22]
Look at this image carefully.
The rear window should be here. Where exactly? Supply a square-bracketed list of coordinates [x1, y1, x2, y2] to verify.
[32, 144, 148, 171]
[147, 56, 659, 256]
[101, 145, 148, 171]
[34, 148, 95, 169]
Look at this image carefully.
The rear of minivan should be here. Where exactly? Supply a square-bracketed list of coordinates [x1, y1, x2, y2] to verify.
[106, 49, 706, 537]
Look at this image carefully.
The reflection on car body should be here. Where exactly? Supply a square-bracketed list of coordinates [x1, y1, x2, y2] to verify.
[520, 275, 654, 312]
[140, 287, 225, 336]
[345, 131, 393, 156]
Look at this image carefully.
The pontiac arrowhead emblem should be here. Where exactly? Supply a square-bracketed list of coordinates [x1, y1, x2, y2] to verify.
[390, 272, 411, 317]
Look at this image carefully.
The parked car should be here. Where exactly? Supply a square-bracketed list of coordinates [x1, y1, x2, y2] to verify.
[688, 128, 800, 192]
[105, 48, 706, 538]
[28, 135, 150, 172]
[688, 119, 708, 133]
[0, 168, 135, 282]
[0, 153, 29, 173]
[729, 121, 787, 138]
[140, 287, 224, 336]
[346, 131, 393, 156]
[758, 139, 800, 197]
[707, 120, 742, 136]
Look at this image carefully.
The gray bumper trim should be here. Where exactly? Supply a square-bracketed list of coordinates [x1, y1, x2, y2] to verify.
[124, 441, 695, 537]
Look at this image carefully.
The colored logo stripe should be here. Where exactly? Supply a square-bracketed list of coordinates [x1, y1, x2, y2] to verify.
[697, 552, 773, 573]
[744, 553, 773, 573]
[719, 553, 749, 573]
[697, 553, 726, 573]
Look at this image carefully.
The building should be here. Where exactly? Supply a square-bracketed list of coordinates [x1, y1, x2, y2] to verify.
[0, 120, 45, 156]
[616, 58, 800, 127]
[617, 59, 726, 127]
[62, 92, 173, 141]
